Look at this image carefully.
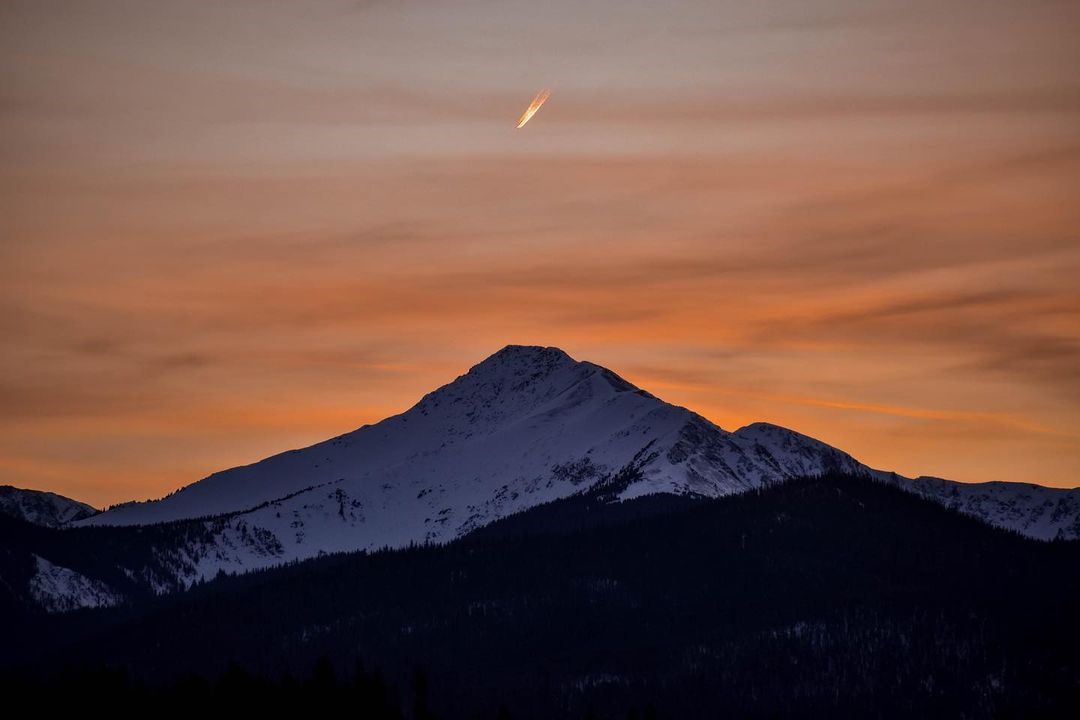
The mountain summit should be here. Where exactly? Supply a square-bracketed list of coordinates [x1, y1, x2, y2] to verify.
[72, 345, 1078, 588]
[80, 345, 861, 532]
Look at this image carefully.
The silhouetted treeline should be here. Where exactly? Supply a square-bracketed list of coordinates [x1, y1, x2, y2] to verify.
[1, 656, 403, 717]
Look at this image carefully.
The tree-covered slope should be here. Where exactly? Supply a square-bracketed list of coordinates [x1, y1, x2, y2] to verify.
[8, 474, 1078, 718]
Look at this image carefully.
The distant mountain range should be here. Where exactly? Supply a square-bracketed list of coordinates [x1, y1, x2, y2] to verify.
[2, 345, 1078, 615]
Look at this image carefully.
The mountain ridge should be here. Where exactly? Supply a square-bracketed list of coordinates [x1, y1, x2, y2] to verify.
[79, 345, 1080, 546]
[0, 486, 98, 528]
[8, 344, 1076, 612]
[78, 345, 868, 529]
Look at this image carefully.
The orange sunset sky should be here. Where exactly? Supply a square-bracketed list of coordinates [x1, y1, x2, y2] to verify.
[2, 1, 1079, 507]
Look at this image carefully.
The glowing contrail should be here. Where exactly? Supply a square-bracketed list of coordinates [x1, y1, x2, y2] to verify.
[516, 89, 551, 129]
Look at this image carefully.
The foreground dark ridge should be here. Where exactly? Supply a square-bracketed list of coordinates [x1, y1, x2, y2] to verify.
[7, 474, 1079, 718]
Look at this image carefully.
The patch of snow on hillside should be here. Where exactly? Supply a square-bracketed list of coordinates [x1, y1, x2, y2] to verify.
[29, 555, 122, 613]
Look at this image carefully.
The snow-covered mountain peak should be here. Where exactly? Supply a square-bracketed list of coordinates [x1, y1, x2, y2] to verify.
[81, 346, 681, 530]
[410, 345, 589, 421]
[471, 344, 575, 375]
[732, 422, 854, 465]
[69, 345, 1080, 592]
[403, 345, 658, 442]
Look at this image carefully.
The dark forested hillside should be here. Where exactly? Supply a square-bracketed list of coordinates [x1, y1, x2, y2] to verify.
[0, 512, 218, 617]
[5, 474, 1079, 718]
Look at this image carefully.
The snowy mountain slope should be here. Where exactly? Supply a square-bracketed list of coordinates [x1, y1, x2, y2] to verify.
[76, 347, 876, 582]
[873, 472, 1080, 541]
[0, 486, 97, 527]
[71, 345, 1079, 588]
[28, 555, 122, 613]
